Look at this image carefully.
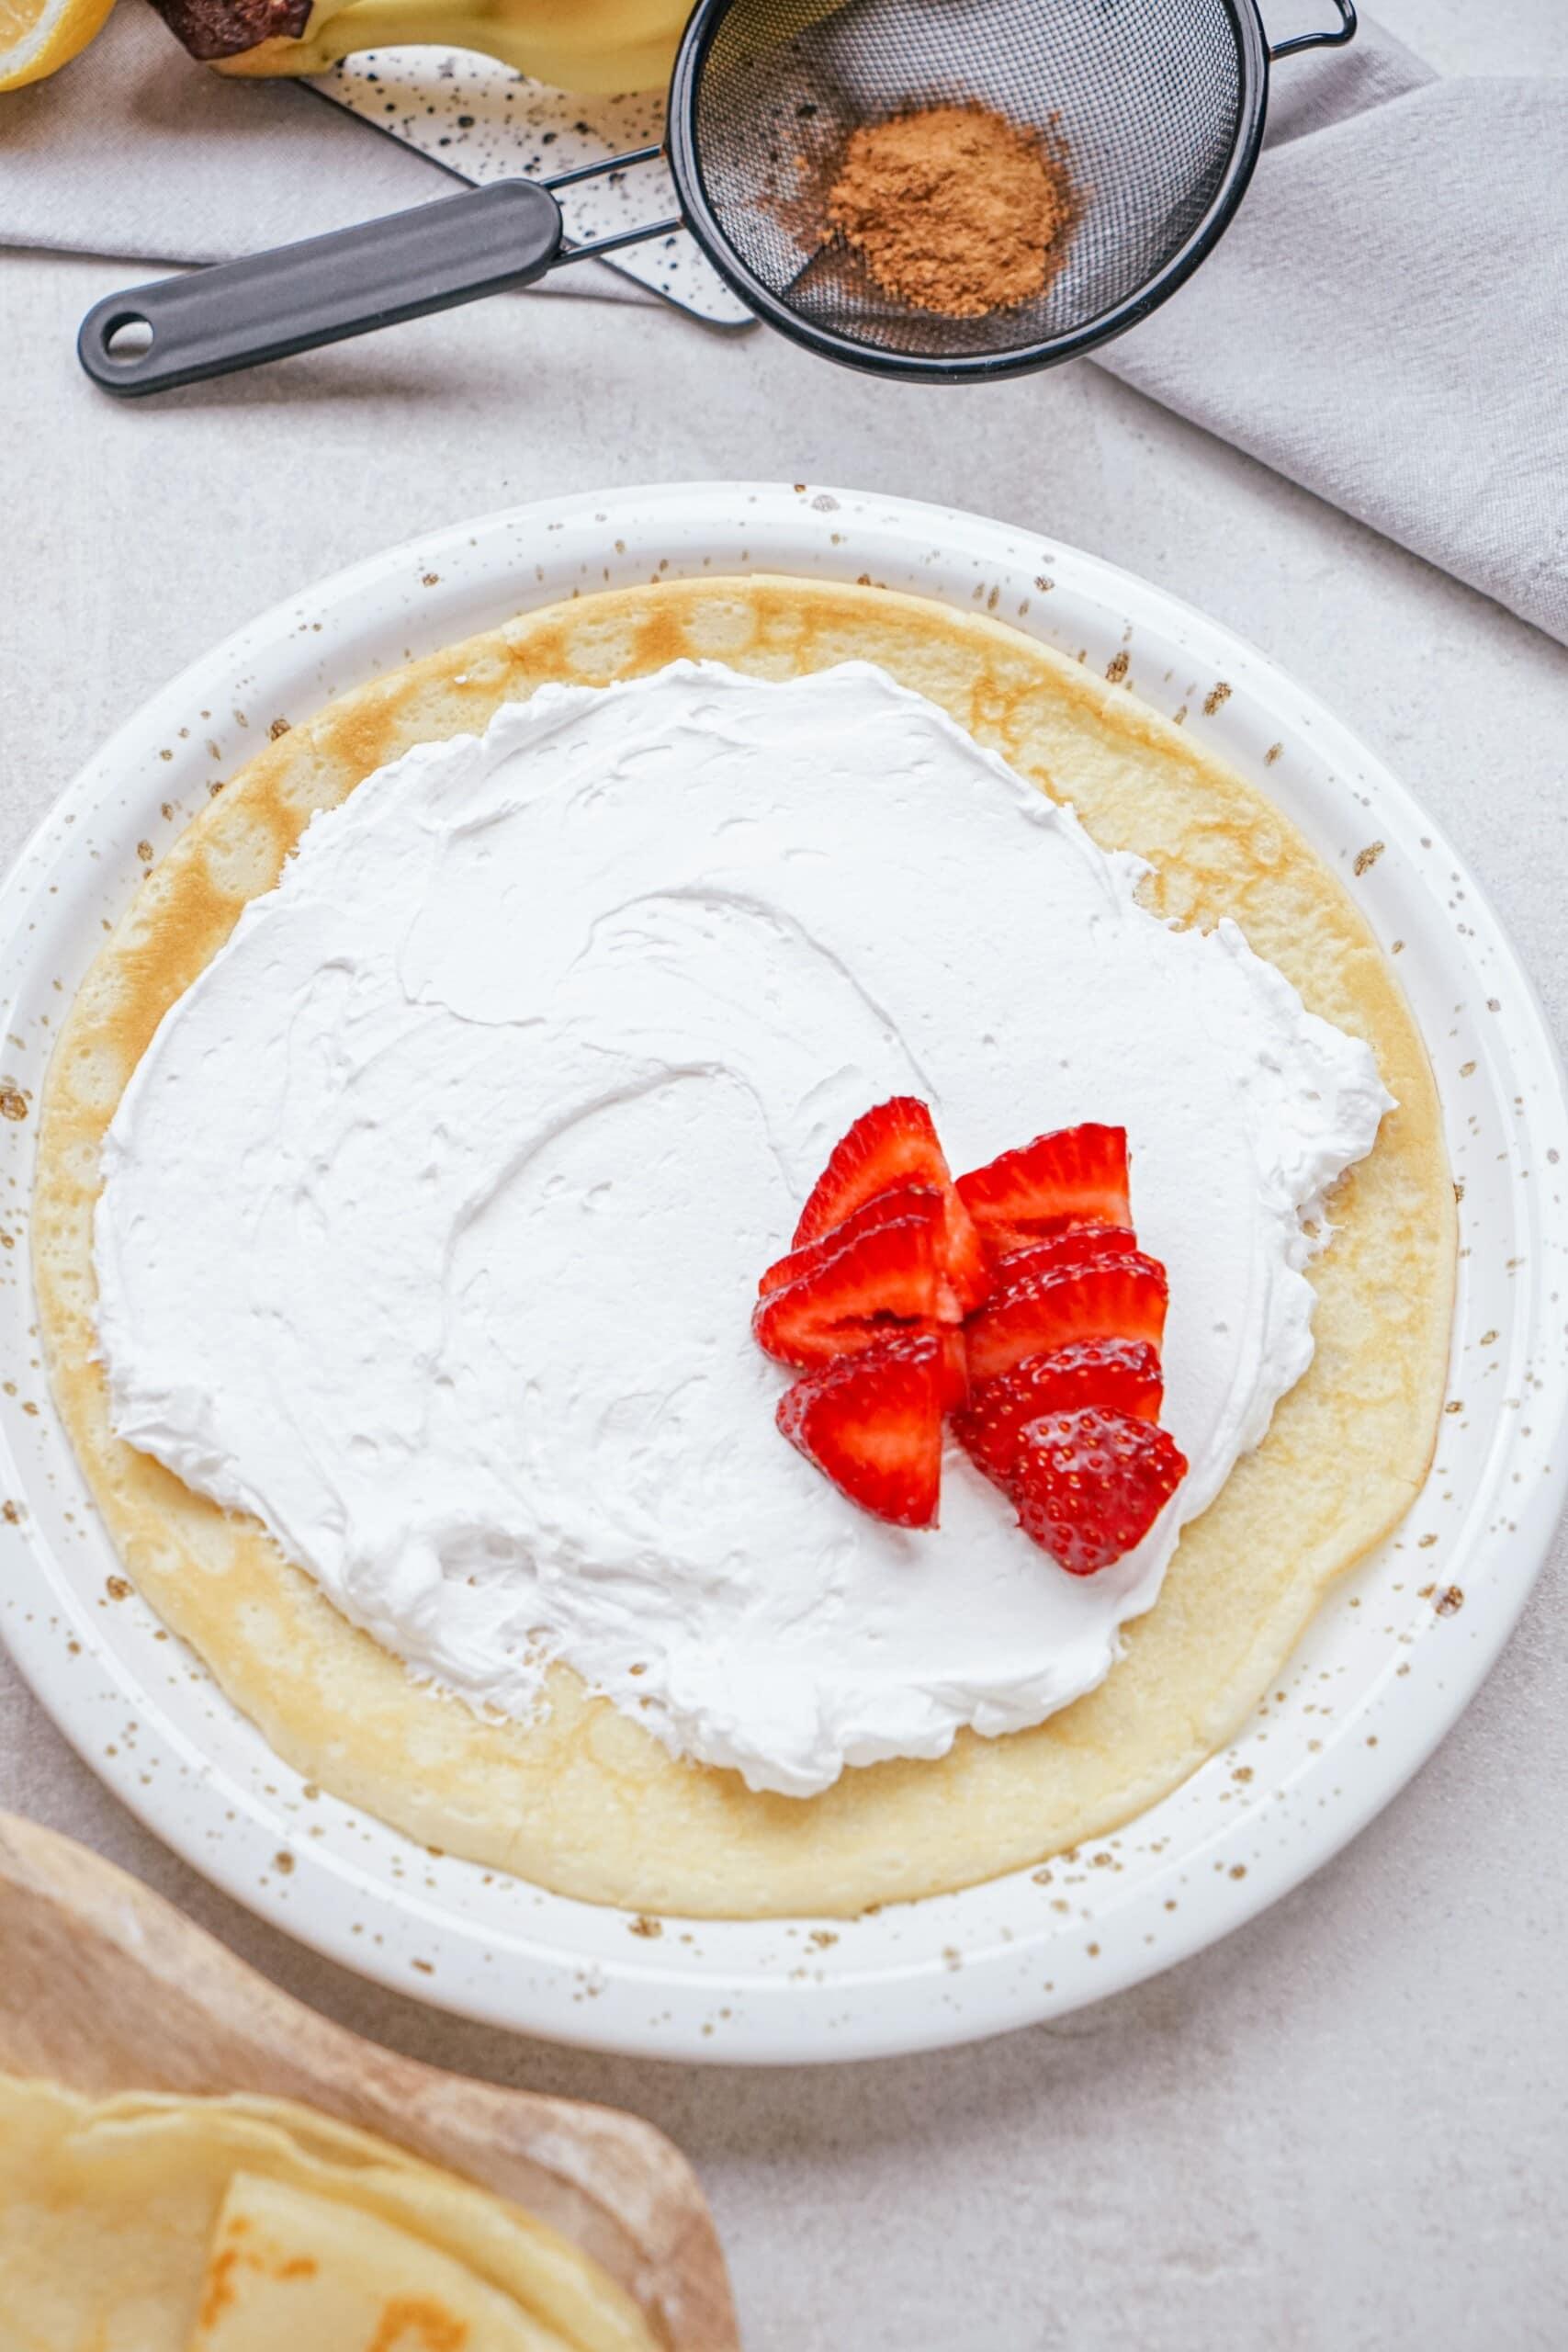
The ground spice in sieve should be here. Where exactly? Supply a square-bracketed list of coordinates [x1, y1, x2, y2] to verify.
[826, 103, 1074, 320]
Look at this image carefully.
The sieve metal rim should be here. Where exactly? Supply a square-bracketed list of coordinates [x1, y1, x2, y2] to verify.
[667, 0, 1274, 385]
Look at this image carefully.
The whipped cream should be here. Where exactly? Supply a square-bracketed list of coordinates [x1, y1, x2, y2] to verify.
[95, 662, 1391, 1797]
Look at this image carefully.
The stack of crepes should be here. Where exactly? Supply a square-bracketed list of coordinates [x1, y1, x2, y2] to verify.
[0, 2073, 658, 2350]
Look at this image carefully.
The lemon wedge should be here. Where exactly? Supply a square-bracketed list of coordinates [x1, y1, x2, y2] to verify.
[0, 0, 116, 90]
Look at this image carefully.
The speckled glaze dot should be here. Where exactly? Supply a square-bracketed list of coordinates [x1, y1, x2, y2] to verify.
[0, 485, 1562, 2064]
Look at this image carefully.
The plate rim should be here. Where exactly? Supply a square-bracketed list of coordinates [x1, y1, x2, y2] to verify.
[2, 480, 1562, 2064]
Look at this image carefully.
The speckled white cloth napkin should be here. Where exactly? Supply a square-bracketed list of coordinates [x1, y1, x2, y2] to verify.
[3, 8, 1564, 640]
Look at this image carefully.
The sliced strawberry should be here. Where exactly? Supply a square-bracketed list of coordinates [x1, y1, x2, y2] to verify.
[957, 1124, 1131, 1261]
[953, 1338, 1163, 1489]
[964, 1251, 1168, 1385]
[760, 1183, 944, 1300]
[793, 1098, 944, 1246]
[792, 1097, 991, 1316]
[1009, 1406, 1187, 1574]
[777, 1331, 948, 1528]
[753, 1213, 941, 1370]
[934, 1192, 992, 1318]
[984, 1225, 1140, 1300]
[935, 1323, 970, 1413]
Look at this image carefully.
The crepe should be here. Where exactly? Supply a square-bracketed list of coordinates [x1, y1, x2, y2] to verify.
[31, 575, 1454, 1917]
[0, 2074, 655, 2351]
[193, 2173, 563, 2347]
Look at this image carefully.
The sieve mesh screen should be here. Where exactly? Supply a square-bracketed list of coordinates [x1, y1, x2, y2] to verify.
[685, 0, 1248, 365]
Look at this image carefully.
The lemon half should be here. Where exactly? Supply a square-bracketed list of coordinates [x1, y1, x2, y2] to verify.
[0, 0, 117, 89]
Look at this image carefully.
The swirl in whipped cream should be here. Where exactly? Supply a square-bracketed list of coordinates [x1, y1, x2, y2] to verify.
[94, 662, 1392, 1796]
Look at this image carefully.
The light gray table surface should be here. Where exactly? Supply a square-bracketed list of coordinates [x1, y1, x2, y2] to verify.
[2, 4, 1565, 2346]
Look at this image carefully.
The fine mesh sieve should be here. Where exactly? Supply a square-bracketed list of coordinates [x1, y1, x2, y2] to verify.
[79, 0, 1356, 397]
[674, 0, 1307, 377]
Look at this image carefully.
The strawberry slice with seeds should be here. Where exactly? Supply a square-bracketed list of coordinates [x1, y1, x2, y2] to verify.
[957, 1124, 1131, 1261]
[793, 1098, 945, 1245]
[983, 1225, 1140, 1302]
[964, 1250, 1168, 1385]
[1009, 1405, 1188, 1574]
[792, 1097, 990, 1315]
[759, 1183, 944, 1300]
[953, 1338, 1163, 1489]
[753, 1212, 942, 1369]
[777, 1331, 949, 1528]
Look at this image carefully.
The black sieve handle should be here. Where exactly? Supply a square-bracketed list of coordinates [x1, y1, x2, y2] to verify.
[1270, 1, 1356, 59]
[77, 179, 566, 398]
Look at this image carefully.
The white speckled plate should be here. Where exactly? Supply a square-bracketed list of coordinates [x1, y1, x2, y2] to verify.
[2, 486, 1563, 2064]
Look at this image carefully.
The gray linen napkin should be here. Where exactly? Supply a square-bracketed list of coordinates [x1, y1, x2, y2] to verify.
[1101, 25, 1568, 646]
[3, 9, 1564, 641]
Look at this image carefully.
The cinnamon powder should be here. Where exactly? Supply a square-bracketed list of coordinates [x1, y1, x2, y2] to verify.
[826, 103, 1074, 320]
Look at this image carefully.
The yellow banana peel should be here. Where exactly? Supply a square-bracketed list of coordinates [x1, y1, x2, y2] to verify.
[152, 0, 691, 92]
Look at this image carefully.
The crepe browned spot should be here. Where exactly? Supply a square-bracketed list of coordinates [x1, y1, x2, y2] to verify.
[32, 577, 1454, 1917]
